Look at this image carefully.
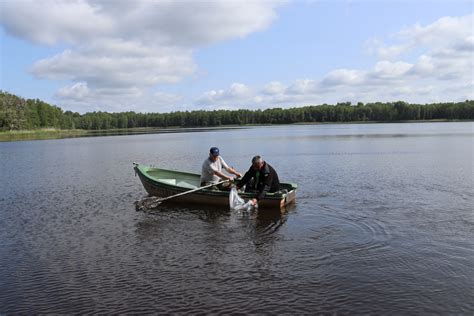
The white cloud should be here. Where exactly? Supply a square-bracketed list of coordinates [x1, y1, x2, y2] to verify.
[287, 79, 318, 95]
[55, 82, 183, 113]
[197, 83, 252, 105]
[321, 69, 365, 87]
[195, 13, 473, 108]
[398, 14, 473, 47]
[409, 55, 435, 76]
[364, 38, 412, 60]
[56, 82, 91, 101]
[263, 81, 287, 95]
[31, 46, 196, 87]
[0, 0, 283, 47]
[228, 83, 252, 98]
[0, 0, 114, 45]
[369, 61, 413, 82]
[453, 35, 474, 52]
[93, 0, 283, 47]
[0, 0, 284, 111]
[366, 13, 473, 60]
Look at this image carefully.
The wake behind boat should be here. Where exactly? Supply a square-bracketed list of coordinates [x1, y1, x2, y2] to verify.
[133, 163, 297, 209]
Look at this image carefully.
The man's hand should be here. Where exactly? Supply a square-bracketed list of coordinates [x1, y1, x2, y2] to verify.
[250, 198, 258, 206]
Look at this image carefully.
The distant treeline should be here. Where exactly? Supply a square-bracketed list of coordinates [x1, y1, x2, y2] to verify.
[1, 91, 473, 131]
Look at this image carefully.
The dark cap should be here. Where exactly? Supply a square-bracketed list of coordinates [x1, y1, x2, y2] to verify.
[210, 147, 219, 156]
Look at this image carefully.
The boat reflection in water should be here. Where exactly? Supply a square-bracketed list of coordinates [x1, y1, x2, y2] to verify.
[134, 202, 295, 244]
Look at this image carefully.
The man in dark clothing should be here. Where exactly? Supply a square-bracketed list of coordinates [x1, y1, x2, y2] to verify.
[236, 155, 280, 205]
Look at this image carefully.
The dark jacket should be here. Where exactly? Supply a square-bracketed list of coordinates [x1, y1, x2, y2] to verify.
[237, 162, 280, 200]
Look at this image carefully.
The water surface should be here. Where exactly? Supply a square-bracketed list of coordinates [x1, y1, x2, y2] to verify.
[1, 122, 473, 313]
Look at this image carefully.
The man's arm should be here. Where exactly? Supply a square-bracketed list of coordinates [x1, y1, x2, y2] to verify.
[219, 157, 241, 178]
[225, 166, 242, 178]
[207, 159, 232, 181]
[213, 170, 232, 181]
[236, 167, 253, 189]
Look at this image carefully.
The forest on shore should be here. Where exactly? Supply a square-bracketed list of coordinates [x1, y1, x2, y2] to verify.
[1, 91, 473, 131]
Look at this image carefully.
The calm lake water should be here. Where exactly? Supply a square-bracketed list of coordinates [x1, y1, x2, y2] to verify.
[1, 122, 473, 314]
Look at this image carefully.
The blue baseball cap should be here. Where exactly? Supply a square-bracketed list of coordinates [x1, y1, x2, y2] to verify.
[210, 147, 219, 156]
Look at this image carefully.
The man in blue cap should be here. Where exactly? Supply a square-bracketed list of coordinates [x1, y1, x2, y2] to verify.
[200, 147, 242, 189]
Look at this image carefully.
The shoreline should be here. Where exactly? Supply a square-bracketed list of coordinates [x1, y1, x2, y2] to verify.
[0, 120, 472, 142]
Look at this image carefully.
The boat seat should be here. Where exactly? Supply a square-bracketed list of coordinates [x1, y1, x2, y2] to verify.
[159, 179, 176, 185]
[177, 181, 197, 189]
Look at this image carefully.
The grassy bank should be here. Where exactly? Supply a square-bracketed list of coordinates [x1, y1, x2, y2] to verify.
[0, 126, 245, 142]
[0, 128, 88, 142]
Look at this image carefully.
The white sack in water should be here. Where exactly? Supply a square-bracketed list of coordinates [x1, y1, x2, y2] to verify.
[229, 187, 255, 212]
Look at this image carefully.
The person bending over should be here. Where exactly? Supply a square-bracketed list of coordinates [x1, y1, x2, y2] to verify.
[236, 155, 280, 205]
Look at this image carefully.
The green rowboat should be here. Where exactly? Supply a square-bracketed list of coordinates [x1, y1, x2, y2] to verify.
[133, 163, 297, 209]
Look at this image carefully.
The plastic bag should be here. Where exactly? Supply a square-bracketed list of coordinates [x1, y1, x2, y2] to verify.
[229, 187, 255, 212]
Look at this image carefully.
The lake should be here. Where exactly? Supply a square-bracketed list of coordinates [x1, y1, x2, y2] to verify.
[1, 122, 473, 314]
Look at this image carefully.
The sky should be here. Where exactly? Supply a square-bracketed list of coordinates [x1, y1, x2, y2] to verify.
[0, 0, 473, 114]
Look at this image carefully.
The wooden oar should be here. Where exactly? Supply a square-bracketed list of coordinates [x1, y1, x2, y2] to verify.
[135, 179, 230, 211]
